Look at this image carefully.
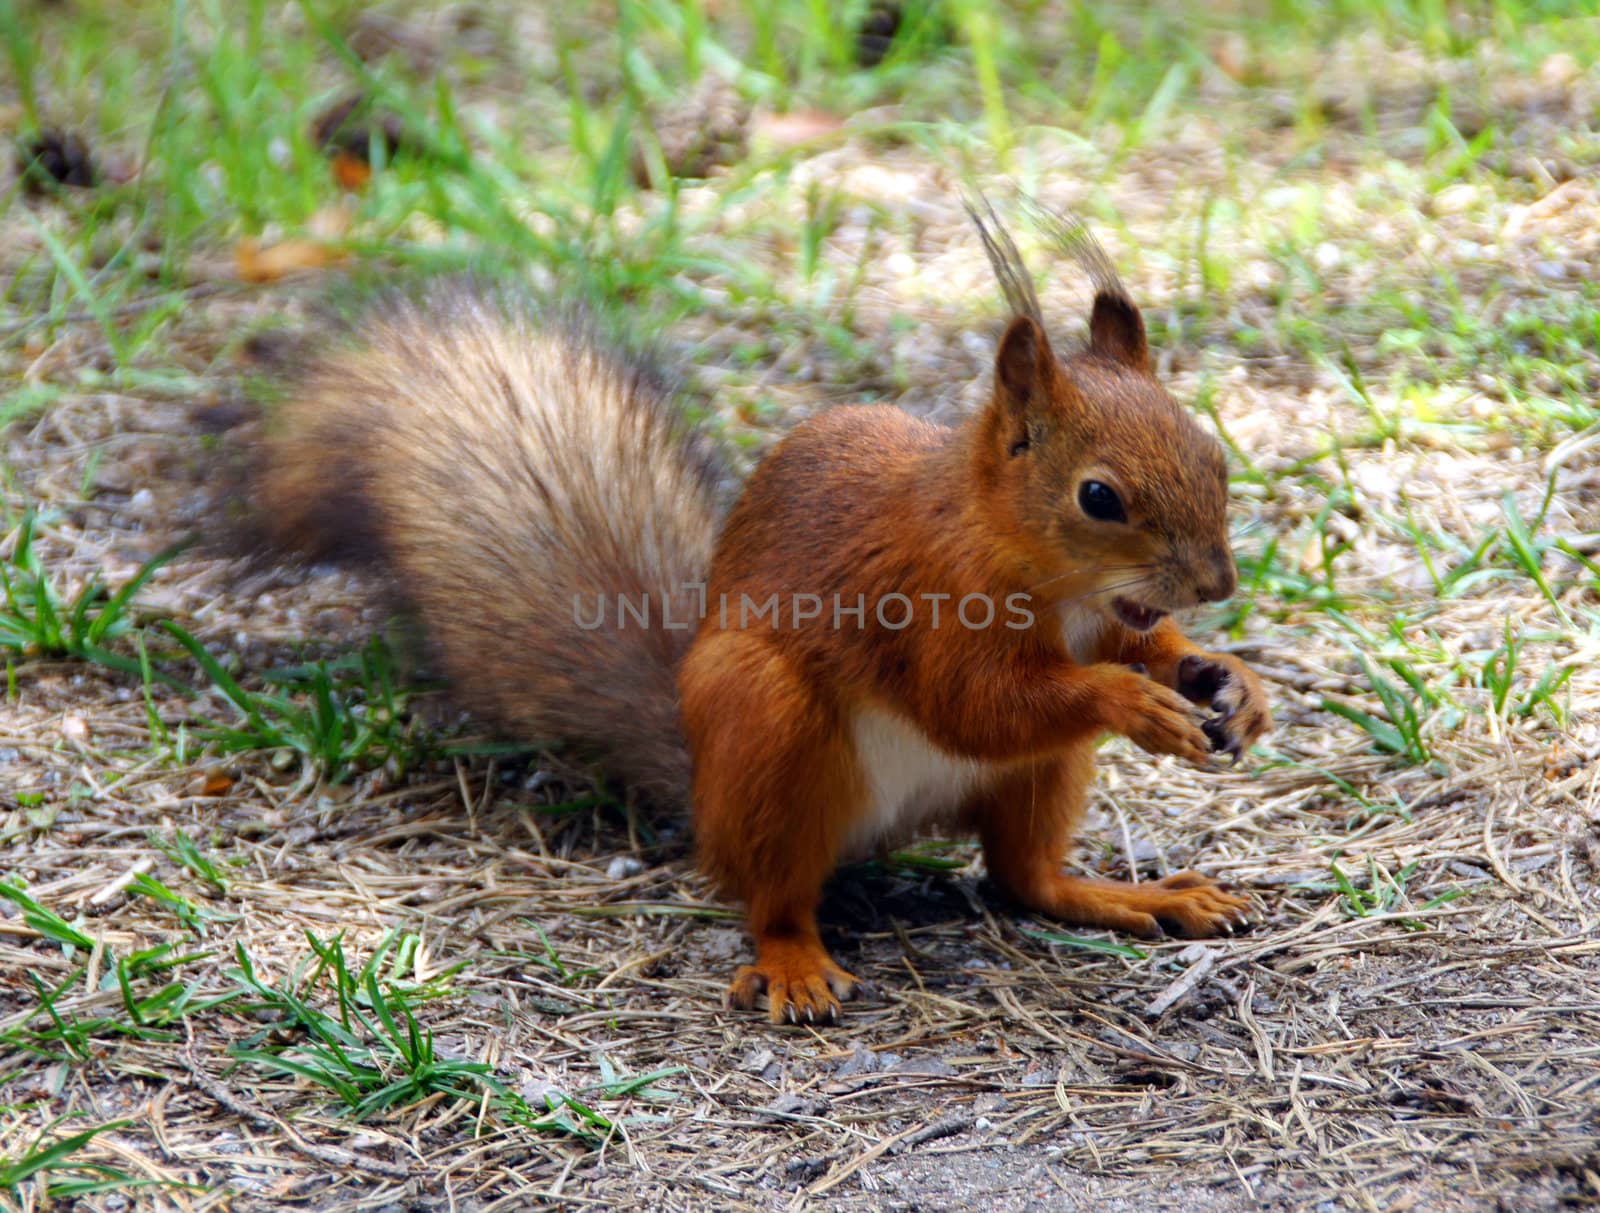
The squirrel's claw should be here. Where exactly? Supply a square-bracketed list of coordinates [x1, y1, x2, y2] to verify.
[730, 947, 858, 1026]
[1202, 716, 1242, 761]
[1185, 653, 1269, 763]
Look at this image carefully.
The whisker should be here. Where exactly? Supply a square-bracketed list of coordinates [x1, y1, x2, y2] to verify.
[1025, 563, 1155, 595]
[1046, 576, 1150, 607]
[1028, 573, 1145, 598]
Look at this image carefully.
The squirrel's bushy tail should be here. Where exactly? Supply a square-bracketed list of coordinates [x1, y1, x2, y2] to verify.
[255, 282, 723, 808]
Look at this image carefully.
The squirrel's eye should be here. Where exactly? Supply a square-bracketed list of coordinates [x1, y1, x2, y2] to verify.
[1078, 480, 1127, 524]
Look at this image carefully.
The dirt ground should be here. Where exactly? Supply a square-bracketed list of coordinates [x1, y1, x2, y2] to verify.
[4, 12, 1600, 1213]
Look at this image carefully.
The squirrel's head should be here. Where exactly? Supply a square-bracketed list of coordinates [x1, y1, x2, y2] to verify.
[968, 199, 1235, 632]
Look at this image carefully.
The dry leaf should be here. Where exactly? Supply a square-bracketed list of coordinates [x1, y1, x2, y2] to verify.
[749, 109, 845, 150]
[331, 151, 372, 190]
[1213, 33, 1257, 83]
[313, 92, 422, 192]
[201, 770, 235, 797]
[1500, 179, 1589, 242]
[235, 237, 348, 283]
[306, 204, 354, 240]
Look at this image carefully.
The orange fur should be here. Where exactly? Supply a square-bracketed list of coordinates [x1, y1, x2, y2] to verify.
[680, 217, 1270, 1022]
[252, 219, 1272, 1027]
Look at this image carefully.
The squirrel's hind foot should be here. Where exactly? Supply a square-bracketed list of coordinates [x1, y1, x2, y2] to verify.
[1020, 871, 1252, 940]
[1144, 871, 1253, 937]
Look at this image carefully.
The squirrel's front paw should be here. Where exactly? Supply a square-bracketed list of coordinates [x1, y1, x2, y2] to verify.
[1177, 654, 1271, 761]
[1106, 673, 1213, 766]
[728, 939, 859, 1025]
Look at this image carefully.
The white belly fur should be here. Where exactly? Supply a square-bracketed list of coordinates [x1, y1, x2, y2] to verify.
[845, 706, 996, 857]
[841, 608, 1104, 858]
[1058, 603, 1106, 665]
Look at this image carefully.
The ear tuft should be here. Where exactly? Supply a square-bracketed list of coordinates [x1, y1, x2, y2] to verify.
[1088, 289, 1148, 373]
[965, 191, 1043, 327]
[1023, 199, 1151, 374]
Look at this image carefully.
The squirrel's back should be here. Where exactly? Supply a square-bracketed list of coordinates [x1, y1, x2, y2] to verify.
[255, 281, 723, 805]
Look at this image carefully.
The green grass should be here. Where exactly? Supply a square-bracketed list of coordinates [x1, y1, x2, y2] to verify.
[0, 881, 235, 1066]
[0, 882, 94, 955]
[4, 0, 1596, 411]
[228, 930, 647, 1139]
[0, 512, 437, 783]
[148, 829, 233, 894]
[2, 0, 1594, 352]
[0, 1118, 148, 1208]
[0, 880, 637, 1143]
[1020, 927, 1150, 961]
[162, 624, 437, 784]
[228, 932, 497, 1121]
[1321, 650, 1447, 769]
[1323, 856, 1467, 929]
[0, 512, 184, 679]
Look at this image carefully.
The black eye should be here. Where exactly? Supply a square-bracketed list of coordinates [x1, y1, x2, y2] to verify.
[1078, 480, 1126, 523]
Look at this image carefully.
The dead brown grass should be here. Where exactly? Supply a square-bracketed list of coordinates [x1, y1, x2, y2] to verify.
[3, 30, 1599, 1213]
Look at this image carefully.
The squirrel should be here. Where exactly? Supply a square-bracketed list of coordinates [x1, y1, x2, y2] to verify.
[254, 201, 1271, 1025]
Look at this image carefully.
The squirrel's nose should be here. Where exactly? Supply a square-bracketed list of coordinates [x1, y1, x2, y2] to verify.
[1196, 551, 1237, 603]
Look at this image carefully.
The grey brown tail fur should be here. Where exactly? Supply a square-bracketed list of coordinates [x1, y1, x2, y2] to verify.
[254, 281, 724, 808]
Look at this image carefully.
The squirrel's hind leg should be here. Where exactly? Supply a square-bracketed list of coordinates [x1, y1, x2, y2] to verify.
[970, 747, 1250, 939]
[680, 631, 861, 1023]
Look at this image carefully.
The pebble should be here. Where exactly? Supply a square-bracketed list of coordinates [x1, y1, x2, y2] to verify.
[605, 856, 643, 880]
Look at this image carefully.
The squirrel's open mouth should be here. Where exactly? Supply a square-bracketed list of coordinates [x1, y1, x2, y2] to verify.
[1112, 598, 1167, 632]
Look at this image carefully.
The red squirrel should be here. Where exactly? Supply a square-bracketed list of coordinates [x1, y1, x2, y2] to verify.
[255, 200, 1271, 1024]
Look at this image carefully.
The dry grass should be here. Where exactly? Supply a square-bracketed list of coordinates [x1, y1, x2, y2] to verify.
[3, 6, 1600, 1212]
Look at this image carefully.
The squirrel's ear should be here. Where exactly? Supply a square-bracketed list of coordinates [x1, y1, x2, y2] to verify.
[1088, 290, 1148, 373]
[994, 315, 1054, 416]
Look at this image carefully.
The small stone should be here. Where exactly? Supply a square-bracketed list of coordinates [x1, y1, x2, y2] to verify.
[634, 73, 749, 185]
[700, 928, 744, 961]
[833, 1043, 882, 1077]
[1432, 183, 1478, 214]
[605, 856, 643, 881]
[761, 1092, 822, 1119]
[1539, 51, 1580, 89]
[738, 1047, 775, 1074]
